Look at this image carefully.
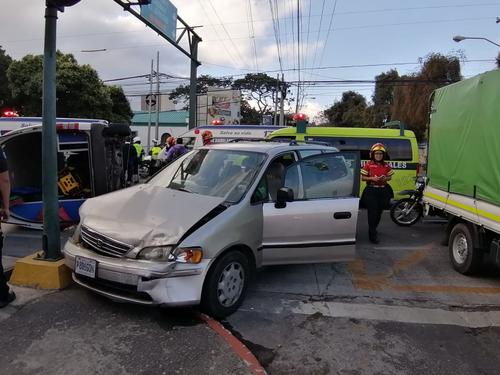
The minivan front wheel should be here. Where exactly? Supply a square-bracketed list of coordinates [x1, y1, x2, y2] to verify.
[201, 251, 250, 319]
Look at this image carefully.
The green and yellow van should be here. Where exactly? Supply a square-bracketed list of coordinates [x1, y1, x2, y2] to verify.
[267, 124, 419, 199]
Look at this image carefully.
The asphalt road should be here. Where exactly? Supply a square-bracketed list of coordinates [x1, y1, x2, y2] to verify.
[2, 211, 500, 374]
[225, 211, 500, 374]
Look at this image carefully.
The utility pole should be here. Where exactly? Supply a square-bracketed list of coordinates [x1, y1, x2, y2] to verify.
[188, 34, 201, 129]
[295, 0, 301, 114]
[155, 51, 160, 140]
[274, 74, 279, 125]
[279, 73, 285, 126]
[147, 59, 153, 151]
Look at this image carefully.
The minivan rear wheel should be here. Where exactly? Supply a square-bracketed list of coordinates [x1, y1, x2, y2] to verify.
[201, 251, 250, 319]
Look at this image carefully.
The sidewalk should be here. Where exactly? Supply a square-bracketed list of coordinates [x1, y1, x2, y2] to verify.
[2, 223, 72, 278]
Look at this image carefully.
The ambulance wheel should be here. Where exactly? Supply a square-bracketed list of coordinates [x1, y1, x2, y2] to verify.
[449, 223, 482, 275]
[201, 250, 250, 319]
[102, 123, 131, 137]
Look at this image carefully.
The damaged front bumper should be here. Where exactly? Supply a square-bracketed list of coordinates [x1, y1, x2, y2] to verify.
[63, 239, 210, 306]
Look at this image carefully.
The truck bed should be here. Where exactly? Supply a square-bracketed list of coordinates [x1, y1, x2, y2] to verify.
[424, 186, 500, 235]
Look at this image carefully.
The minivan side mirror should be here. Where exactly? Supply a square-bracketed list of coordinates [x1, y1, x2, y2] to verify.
[275, 187, 294, 209]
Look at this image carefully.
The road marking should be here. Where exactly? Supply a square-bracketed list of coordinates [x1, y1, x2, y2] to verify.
[390, 284, 500, 294]
[287, 300, 500, 328]
[200, 313, 267, 375]
[348, 247, 500, 294]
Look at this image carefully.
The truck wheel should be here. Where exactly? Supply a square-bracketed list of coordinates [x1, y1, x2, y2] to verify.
[201, 251, 250, 319]
[449, 223, 482, 275]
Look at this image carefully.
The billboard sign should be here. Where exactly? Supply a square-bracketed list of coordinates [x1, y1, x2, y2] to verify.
[207, 90, 241, 125]
[140, 0, 177, 41]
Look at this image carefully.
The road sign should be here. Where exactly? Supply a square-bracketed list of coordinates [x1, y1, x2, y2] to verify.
[145, 94, 157, 107]
[140, 0, 177, 41]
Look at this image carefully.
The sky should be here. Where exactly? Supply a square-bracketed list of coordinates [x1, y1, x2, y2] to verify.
[1, 0, 499, 120]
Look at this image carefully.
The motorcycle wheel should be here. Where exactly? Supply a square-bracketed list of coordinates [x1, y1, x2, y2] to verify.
[390, 198, 423, 226]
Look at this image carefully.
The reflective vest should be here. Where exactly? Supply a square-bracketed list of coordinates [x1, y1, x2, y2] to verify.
[151, 146, 162, 159]
[133, 144, 143, 160]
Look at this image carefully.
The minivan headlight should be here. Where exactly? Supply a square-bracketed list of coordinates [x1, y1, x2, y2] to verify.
[137, 246, 173, 261]
[169, 247, 203, 264]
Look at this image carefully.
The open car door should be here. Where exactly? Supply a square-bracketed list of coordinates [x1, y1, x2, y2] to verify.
[262, 151, 360, 265]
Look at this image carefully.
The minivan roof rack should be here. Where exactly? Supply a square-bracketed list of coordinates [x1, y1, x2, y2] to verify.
[289, 140, 330, 147]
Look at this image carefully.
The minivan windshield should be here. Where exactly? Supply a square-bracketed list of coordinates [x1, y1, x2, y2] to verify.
[163, 149, 266, 203]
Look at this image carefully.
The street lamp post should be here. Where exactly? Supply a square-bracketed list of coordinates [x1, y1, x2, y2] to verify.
[453, 35, 500, 48]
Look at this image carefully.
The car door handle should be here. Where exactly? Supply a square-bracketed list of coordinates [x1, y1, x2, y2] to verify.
[334, 212, 351, 219]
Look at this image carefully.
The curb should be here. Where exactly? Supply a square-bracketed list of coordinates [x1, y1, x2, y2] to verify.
[200, 313, 267, 375]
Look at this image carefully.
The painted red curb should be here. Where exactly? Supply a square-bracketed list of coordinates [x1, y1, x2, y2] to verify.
[200, 313, 267, 375]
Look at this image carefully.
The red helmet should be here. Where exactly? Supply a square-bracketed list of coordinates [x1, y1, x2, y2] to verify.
[369, 143, 387, 159]
[166, 136, 176, 147]
[201, 130, 213, 144]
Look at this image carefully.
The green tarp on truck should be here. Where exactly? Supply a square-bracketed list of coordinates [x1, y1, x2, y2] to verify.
[427, 69, 500, 206]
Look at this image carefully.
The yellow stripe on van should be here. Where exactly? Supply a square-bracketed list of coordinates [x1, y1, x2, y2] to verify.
[424, 191, 500, 223]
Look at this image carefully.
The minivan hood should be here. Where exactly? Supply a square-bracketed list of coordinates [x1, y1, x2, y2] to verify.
[80, 185, 226, 247]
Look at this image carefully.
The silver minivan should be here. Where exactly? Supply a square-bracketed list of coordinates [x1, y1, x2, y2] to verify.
[64, 142, 360, 317]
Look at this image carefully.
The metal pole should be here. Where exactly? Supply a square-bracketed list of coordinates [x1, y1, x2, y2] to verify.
[147, 59, 153, 151]
[155, 51, 160, 140]
[279, 74, 285, 126]
[42, 4, 61, 259]
[189, 35, 201, 129]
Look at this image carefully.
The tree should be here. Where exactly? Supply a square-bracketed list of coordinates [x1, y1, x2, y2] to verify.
[365, 69, 400, 128]
[496, 52, 500, 68]
[7, 51, 132, 122]
[240, 99, 262, 124]
[391, 53, 461, 140]
[323, 91, 367, 127]
[168, 74, 233, 109]
[232, 73, 292, 116]
[0, 46, 13, 108]
[107, 85, 133, 123]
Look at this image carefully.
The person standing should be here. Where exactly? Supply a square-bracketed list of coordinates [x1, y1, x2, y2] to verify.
[131, 136, 144, 183]
[201, 130, 213, 146]
[148, 139, 162, 175]
[360, 143, 394, 244]
[164, 138, 188, 163]
[0, 148, 15, 308]
[158, 136, 176, 161]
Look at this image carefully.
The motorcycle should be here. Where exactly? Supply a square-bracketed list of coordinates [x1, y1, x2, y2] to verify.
[390, 177, 425, 226]
[139, 155, 152, 179]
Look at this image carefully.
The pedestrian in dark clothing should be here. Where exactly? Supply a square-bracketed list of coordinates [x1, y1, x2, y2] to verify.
[122, 141, 137, 186]
[0, 148, 15, 308]
[360, 143, 394, 244]
[164, 138, 188, 163]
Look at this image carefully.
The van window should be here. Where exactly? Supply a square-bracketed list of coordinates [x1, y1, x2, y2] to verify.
[252, 152, 296, 203]
[285, 153, 357, 200]
[305, 136, 412, 161]
[299, 150, 323, 159]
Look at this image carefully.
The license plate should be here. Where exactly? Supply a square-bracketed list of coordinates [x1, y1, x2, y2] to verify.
[75, 256, 97, 278]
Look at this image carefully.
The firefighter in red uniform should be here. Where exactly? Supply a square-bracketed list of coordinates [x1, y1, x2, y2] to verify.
[201, 130, 214, 146]
[360, 143, 394, 244]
